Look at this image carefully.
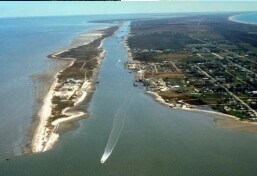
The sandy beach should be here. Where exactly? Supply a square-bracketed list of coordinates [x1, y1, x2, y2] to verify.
[48, 26, 111, 59]
[123, 22, 257, 134]
[124, 31, 133, 62]
[43, 49, 106, 152]
[31, 27, 110, 153]
[32, 60, 76, 152]
[228, 15, 257, 25]
[31, 70, 60, 152]
[146, 90, 257, 133]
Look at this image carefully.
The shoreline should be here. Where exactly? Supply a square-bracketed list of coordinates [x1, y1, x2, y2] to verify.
[31, 62, 68, 152]
[48, 26, 111, 59]
[32, 59, 79, 152]
[124, 29, 133, 62]
[124, 22, 257, 133]
[146, 90, 257, 133]
[31, 26, 116, 153]
[146, 90, 237, 118]
[228, 14, 257, 26]
[50, 30, 107, 61]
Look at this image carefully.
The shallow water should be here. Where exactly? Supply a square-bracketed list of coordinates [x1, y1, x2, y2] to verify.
[0, 14, 179, 159]
[0, 15, 111, 159]
[1, 20, 257, 176]
[231, 12, 257, 25]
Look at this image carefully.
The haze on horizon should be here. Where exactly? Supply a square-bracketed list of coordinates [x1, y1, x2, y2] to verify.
[0, 1, 257, 18]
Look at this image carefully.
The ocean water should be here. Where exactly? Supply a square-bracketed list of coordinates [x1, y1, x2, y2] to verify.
[0, 15, 108, 159]
[0, 14, 178, 160]
[2, 14, 257, 176]
[0, 14, 172, 160]
[231, 12, 257, 25]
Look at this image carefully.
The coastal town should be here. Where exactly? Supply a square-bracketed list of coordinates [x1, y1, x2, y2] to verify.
[126, 14, 257, 121]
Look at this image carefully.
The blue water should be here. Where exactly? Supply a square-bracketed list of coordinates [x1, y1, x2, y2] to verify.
[231, 12, 257, 25]
[1, 18, 257, 176]
[0, 15, 108, 159]
[0, 13, 182, 159]
[0, 14, 175, 159]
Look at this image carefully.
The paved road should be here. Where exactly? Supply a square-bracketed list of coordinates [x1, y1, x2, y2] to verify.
[195, 64, 257, 117]
[191, 35, 257, 65]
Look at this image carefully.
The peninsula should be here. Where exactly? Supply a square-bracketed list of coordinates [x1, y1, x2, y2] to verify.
[32, 26, 118, 153]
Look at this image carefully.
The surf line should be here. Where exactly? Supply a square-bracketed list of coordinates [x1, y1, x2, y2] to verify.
[100, 95, 133, 164]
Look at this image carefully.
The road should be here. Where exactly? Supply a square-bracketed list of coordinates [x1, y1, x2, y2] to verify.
[170, 61, 181, 72]
[195, 64, 257, 117]
[191, 35, 257, 65]
[211, 52, 257, 77]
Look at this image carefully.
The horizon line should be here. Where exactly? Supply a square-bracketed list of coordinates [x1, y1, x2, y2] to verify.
[0, 10, 255, 19]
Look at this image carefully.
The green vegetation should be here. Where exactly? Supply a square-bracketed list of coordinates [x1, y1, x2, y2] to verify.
[49, 26, 118, 122]
[128, 14, 257, 120]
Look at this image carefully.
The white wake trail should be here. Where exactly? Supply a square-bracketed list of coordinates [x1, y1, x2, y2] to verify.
[100, 97, 133, 164]
[115, 59, 122, 67]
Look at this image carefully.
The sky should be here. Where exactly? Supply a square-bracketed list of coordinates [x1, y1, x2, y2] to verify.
[0, 1, 257, 18]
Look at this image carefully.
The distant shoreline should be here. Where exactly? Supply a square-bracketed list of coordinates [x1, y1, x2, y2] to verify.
[146, 90, 257, 133]
[228, 14, 257, 25]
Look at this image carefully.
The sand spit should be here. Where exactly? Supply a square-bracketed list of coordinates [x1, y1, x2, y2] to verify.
[31, 27, 110, 153]
[228, 15, 257, 26]
[48, 26, 111, 59]
[31, 60, 75, 152]
[147, 91, 257, 133]
[31, 70, 60, 152]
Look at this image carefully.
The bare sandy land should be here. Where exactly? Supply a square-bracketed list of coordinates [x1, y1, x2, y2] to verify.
[71, 26, 110, 47]
[49, 27, 109, 59]
[215, 116, 257, 134]
[228, 15, 257, 26]
[31, 60, 75, 153]
[44, 50, 106, 152]
[31, 28, 108, 153]
[147, 91, 257, 133]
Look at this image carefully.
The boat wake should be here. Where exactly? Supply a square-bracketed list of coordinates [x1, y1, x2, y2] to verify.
[100, 96, 133, 164]
[115, 59, 122, 67]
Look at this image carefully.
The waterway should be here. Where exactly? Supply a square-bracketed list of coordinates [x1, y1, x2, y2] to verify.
[0, 13, 176, 160]
[1, 19, 257, 176]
